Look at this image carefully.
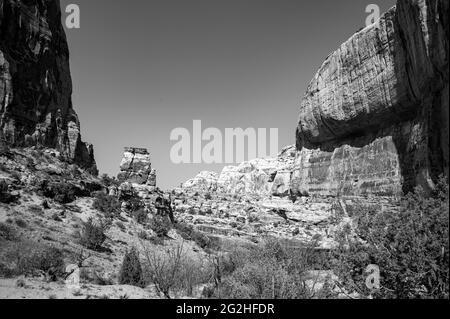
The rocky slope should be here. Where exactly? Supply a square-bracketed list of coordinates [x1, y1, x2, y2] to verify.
[0, 0, 97, 173]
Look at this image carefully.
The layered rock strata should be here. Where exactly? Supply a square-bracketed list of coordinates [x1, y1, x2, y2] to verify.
[117, 147, 156, 186]
[294, 0, 448, 196]
[183, 0, 448, 198]
[0, 0, 96, 173]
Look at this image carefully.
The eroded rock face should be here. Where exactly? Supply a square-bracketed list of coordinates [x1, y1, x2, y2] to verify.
[183, 145, 297, 196]
[295, 0, 448, 195]
[117, 147, 156, 186]
[0, 0, 97, 173]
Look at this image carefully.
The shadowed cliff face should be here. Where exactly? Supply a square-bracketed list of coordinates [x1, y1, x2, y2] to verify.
[0, 0, 97, 174]
[295, 0, 448, 196]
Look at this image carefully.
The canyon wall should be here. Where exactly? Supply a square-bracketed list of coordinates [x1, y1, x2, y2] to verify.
[183, 0, 448, 198]
[0, 0, 97, 173]
[294, 0, 448, 197]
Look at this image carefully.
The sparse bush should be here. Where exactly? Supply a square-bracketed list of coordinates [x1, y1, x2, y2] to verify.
[118, 248, 144, 287]
[100, 174, 120, 188]
[79, 218, 110, 251]
[142, 242, 185, 299]
[29, 204, 44, 215]
[0, 180, 17, 204]
[0, 263, 15, 278]
[92, 192, 121, 218]
[334, 177, 449, 299]
[0, 222, 18, 241]
[209, 239, 325, 299]
[175, 222, 220, 251]
[80, 268, 114, 286]
[116, 221, 126, 232]
[39, 181, 76, 204]
[149, 216, 171, 238]
[132, 208, 148, 224]
[15, 218, 27, 229]
[126, 197, 145, 212]
[138, 230, 150, 241]
[1, 242, 65, 280]
[141, 242, 211, 298]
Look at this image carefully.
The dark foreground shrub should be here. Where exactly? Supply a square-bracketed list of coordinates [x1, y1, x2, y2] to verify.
[1, 241, 65, 280]
[141, 242, 212, 298]
[334, 177, 449, 299]
[175, 222, 220, 251]
[211, 239, 318, 299]
[92, 192, 121, 218]
[149, 216, 172, 238]
[79, 218, 110, 251]
[0, 222, 18, 241]
[0, 180, 17, 204]
[132, 209, 148, 224]
[39, 181, 76, 204]
[119, 248, 144, 287]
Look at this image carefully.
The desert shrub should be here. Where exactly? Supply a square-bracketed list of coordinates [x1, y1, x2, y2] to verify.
[79, 218, 110, 251]
[0, 222, 18, 241]
[118, 248, 144, 287]
[149, 216, 171, 238]
[92, 192, 121, 218]
[132, 209, 148, 224]
[179, 256, 214, 297]
[0, 263, 15, 278]
[0, 180, 17, 204]
[142, 242, 184, 298]
[39, 181, 76, 204]
[100, 174, 120, 188]
[15, 218, 27, 229]
[174, 222, 219, 250]
[10, 171, 21, 182]
[1, 242, 65, 280]
[79, 268, 114, 285]
[29, 204, 44, 215]
[333, 178, 449, 299]
[208, 238, 325, 299]
[126, 197, 145, 212]
[116, 221, 126, 232]
[141, 242, 212, 298]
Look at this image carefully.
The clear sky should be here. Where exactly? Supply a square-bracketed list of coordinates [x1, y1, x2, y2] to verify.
[60, 0, 396, 189]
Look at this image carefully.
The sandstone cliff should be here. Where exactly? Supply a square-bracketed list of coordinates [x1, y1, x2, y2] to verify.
[294, 0, 448, 196]
[183, 0, 448, 198]
[0, 0, 97, 173]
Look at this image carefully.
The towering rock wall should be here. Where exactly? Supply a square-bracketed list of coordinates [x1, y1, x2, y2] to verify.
[294, 0, 448, 196]
[0, 0, 97, 173]
[182, 0, 448, 198]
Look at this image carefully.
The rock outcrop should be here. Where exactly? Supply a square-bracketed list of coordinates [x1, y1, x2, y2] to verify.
[0, 0, 97, 173]
[117, 147, 156, 186]
[183, 145, 297, 196]
[295, 0, 448, 196]
[182, 0, 448, 199]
